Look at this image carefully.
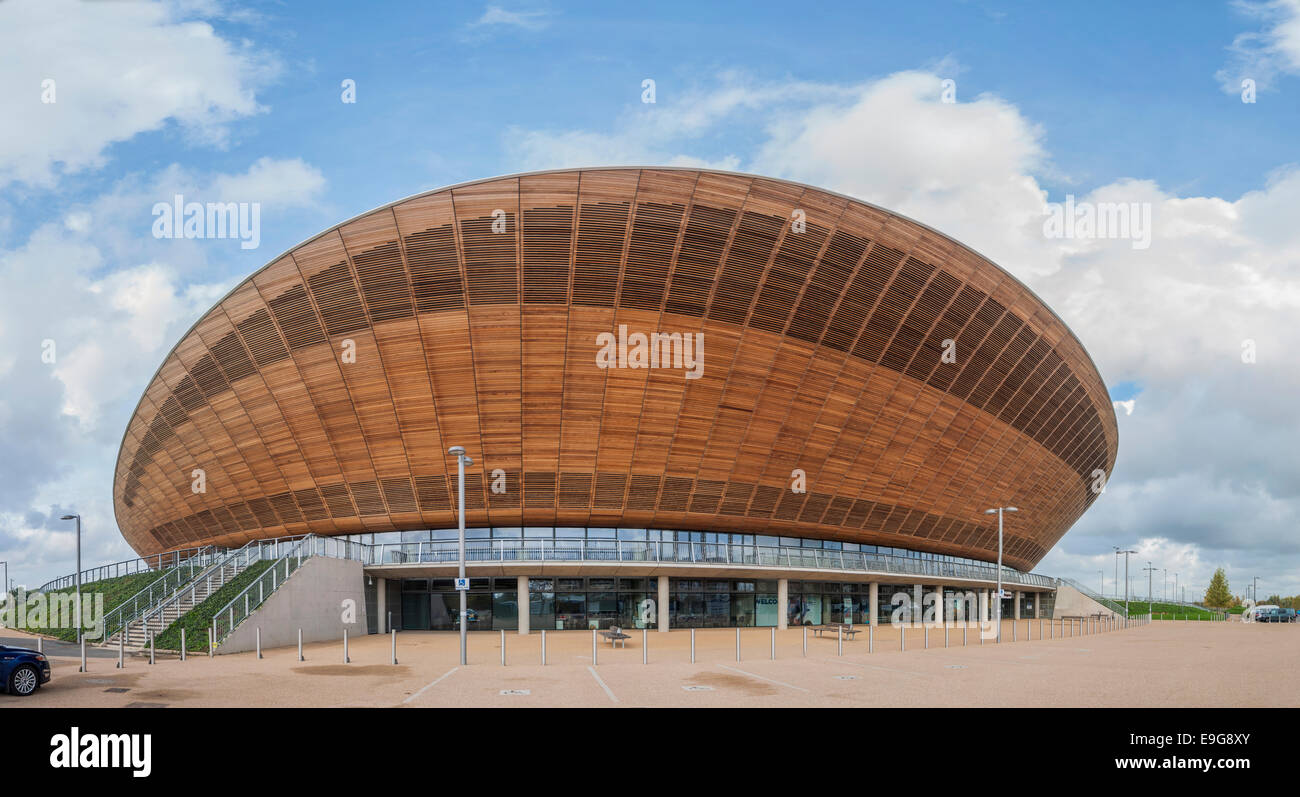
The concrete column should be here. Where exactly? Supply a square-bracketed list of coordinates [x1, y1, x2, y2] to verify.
[912, 584, 923, 626]
[1014, 590, 1022, 620]
[868, 582, 879, 626]
[777, 578, 789, 630]
[979, 589, 989, 622]
[933, 586, 945, 627]
[1033, 592, 1040, 619]
[657, 575, 670, 632]
[376, 577, 387, 634]
[517, 575, 530, 635]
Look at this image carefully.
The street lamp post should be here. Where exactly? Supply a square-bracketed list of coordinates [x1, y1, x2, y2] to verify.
[1119, 550, 1137, 623]
[1112, 547, 1120, 599]
[1174, 572, 1179, 604]
[60, 514, 82, 645]
[448, 446, 473, 666]
[983, 507, 1018, 642]
[1099, 569, 1105, 595]
[1142, 562, 1156, 616]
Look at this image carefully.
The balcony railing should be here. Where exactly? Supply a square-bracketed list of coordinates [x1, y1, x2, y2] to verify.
[356, 540, 1057, 588]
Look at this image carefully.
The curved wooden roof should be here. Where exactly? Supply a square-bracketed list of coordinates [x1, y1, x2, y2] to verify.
[113, 167, 1117, 571]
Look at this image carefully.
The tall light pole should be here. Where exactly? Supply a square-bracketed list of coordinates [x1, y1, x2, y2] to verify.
[1099, 569, 1105, 595]
[1252, 576, 1259, 604]
[984, 506, 1017, 641]
[60, 514, 82, 645]
[1163, 568, 1167, 602]
[1174, 572, 1179, 604]
[1113, 546, 1120, 598]
[1119, 550, 1137, 622]
[448, 446, 473, 666]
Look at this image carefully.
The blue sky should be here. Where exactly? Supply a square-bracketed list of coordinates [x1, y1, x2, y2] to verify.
[3, 0, 1300, 600]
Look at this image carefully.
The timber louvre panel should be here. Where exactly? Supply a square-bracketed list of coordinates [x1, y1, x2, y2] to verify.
[114, 168, 1116, 574]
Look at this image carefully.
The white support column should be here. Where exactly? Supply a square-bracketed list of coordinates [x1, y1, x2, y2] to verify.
[979, 589, 989, 623]
[657, 575, 670, 632]
[1033, 592, 1041, 619]
[1014, 590, 1022, 621]
[376, 577, 387, 634]
[868, 582, 879, 626]
[777, 578, 789, 630]
[517, 575, 530, 635]
[934, 586, 945, 627]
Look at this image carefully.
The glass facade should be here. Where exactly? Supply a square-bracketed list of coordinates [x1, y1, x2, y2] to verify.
[529, 577, 656, 630]
[394, 575, 1048, 630]
[400, 577, 519, 631]
[669, 579, 778, 628]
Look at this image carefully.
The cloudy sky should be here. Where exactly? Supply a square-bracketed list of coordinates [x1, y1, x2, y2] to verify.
[1, 0, 1297, 602]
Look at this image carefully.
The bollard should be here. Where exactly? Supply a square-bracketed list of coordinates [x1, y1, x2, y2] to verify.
[690, 628, 696, 663]
[945, 625, 949, 648]
[37, 637, 43, 654]
[901, 625, 906, 651]
[924, 625, 929, 649]
[802, 626, 807, 657]
[256, 627, 262, 659]
[118, 633, 124, 669]
[736, 627, 741, 662]
[838, 625, 843, 656]
[1040, 618, 1043, 638]
[208, 627, 214, 658]
[501, 629, 506, 666]
[541, 630, 547, 666]
[388, 611, 392, 634]
[644, 628, 648, 665]
[180, 629, 186, 662]
[869, 624, 874, 653]
[149, 632, 155, 665]
[80, 638, 86, 672]
[771, 627, 775, 660]
[592, 628, 598, 666]
[298, 628, 304, 662]
[344, 629, 349, 664]
[392, 629, 398, 665]
[963, 623, 967, 647]
[1013, 622, 1016, 642]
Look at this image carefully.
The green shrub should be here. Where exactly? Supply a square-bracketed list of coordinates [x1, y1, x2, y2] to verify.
[19, 568, 183, 643]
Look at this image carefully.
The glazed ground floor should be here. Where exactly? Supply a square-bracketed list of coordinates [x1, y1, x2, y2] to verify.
[364, 574, 1053, 634]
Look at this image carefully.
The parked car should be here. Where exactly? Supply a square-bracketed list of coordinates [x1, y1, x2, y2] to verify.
[0, 644, 51, 696]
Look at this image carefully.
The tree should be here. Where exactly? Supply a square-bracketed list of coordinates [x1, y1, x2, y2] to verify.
[1204, 568, 1232, 608]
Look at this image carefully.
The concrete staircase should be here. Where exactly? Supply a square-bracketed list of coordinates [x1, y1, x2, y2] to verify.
[110, 550, 260, 650]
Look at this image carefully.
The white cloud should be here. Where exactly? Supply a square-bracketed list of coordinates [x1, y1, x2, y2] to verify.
[471, 6, 551, 31]
[0, 0, 280, 188]
[1216, 0, 1300, 92]
[210, 157, 328, 207]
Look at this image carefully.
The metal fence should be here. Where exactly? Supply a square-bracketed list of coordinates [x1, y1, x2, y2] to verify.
[357, 539, 1057, 588]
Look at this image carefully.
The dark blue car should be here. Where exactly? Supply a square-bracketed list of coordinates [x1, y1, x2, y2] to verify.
[0, 644, 51, 696]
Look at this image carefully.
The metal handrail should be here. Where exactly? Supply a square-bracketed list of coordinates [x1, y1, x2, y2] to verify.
[211, 535, 316, 645]
[35, 544, 214, 593]
[133, 537, 276, 632]
[356, 539, 1059, 587]
[100, 545, 225, 640]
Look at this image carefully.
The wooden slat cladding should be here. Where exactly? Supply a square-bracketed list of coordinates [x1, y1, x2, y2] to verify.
[115, 168, 1116, 573]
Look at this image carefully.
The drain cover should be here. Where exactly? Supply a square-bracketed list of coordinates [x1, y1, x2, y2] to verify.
[104, 687, 130, 693]
[499, 689, 530, 696]
[124, 702, 167, 708]
[682, 685, 714, 691]
[834, 675, 858, 680]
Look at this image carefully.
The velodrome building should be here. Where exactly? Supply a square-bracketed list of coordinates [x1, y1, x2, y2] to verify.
[113, 167, 1117, 636]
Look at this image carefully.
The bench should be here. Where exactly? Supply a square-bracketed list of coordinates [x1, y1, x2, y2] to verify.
[811, 624, 861, 639]
[600, 629, 631, 648]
